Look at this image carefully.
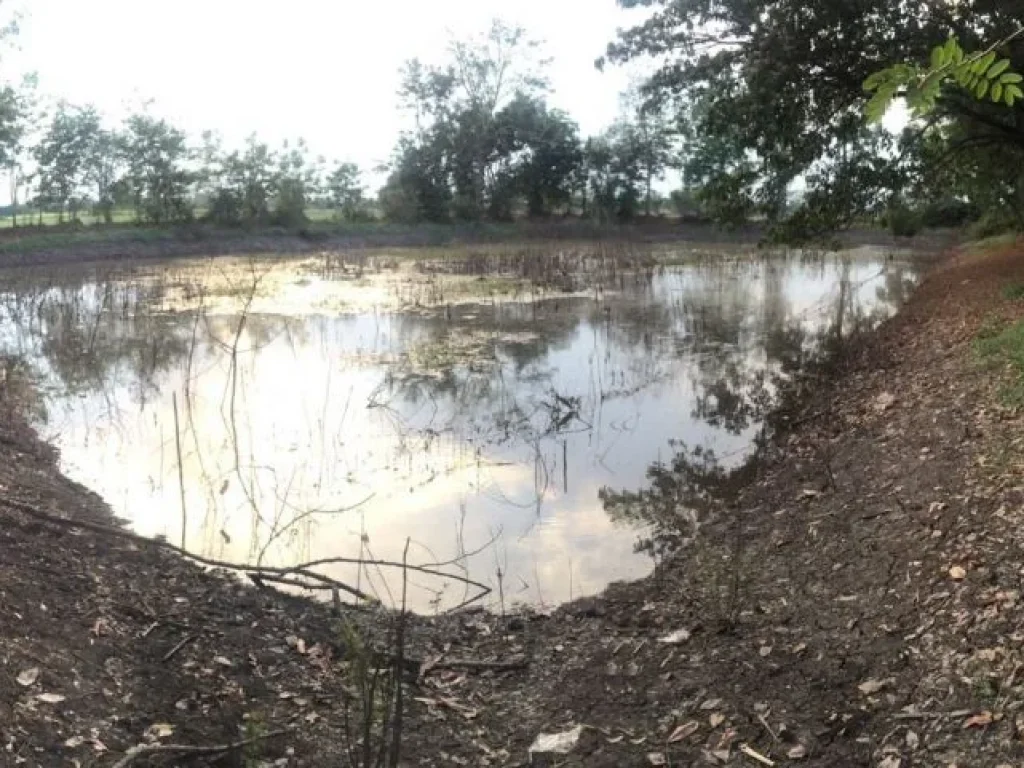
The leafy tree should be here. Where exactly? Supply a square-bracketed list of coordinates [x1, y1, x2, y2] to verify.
[620, 87, 676, 216]
[387, 20, 557, 222]
[3, 74, 40, 228]
[605, 0, 1024, 236]
[497, 96, 582, 217]
[326, 161, 365, 220]
[224, 134, 277, 223]
[34, 102, 100, 222]
[274, 138, 321, 227]
[121, 113, 193, 224]
[84, 125, 122, 223]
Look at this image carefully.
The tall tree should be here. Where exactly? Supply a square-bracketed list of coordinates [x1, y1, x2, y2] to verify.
[34, 102, 100, 222]
[388, 19, 554, 222]
[326, 161, 364, 220]
[120, 113, 193, 224]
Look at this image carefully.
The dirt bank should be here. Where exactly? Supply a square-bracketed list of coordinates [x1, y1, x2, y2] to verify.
[2, 238, 1023, 767]
[0, 220, 949, 270]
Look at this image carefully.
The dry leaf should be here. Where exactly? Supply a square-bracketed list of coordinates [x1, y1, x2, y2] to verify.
[213, 656, 232, 667]
[36, 693, 65, 704]
[949, 565, 967, 581]
[668, 721, 700, 743]
[16, 667, 39, 687]
[877, 757, 901, 768]
[905, 730, 919, 749]
[787, 744, 807, 759]
[857, 678, 887, 695]
[700, 698, 723, 710]
[709, 713, 726, 728]
[963, 711, 994, 729]
[146, 723, 175, 740]
[658, 629, 691, 644]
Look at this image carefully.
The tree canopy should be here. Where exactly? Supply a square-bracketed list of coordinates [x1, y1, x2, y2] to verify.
[606, 0, 1024, 236]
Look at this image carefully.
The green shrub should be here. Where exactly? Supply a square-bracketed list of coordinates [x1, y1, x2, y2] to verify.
[967, 208, 1021, 240]
[887, 204, 922, 237]
[920, 198, 979, 228]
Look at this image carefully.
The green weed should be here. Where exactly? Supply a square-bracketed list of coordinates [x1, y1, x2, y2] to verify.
[1002, 282, 1024, 301]
[974, 318, 1024, 404]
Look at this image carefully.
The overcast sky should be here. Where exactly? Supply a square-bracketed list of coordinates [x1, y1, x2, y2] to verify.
[7, 0, 649, 176]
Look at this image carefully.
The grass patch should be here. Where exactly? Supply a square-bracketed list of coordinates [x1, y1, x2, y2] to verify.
[962, 232, 1020, 255]
[1003, 282, 1024, 301]
[975, 318, 1024, 404]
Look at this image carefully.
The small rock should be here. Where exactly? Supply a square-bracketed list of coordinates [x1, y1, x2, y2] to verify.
[16, 667, 39, 687]
[905, 730, 919, 749]
[788, 744, 807, 759]
[647, 753, 667, 766]
[949, 566, 967, 581]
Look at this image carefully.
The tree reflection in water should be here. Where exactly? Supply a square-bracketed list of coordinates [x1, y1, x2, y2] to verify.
[0, 248, 919, 610]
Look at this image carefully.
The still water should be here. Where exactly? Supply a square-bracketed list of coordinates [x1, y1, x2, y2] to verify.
[0, 245, 918, 611]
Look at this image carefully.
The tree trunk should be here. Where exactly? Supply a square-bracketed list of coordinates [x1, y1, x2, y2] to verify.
[9, 166, 16, 230]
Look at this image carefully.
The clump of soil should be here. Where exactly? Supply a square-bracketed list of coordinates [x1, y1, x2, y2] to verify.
[3, 239, 1024, 767]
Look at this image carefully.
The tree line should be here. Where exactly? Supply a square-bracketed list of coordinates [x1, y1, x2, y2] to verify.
[9, 4, 1010, 241]
[0, 21, 677, 230]
[0, 79, 368, 228]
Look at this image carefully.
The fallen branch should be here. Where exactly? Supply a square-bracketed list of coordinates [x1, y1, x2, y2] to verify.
[109, 727, 291, 768]
[0, 498, 490, 609]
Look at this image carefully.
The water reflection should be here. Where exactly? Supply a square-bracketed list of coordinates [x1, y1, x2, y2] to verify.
[0, 248, 917, 611]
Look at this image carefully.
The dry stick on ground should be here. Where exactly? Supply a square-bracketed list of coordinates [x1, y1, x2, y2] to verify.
[0, 498, 491, 608]
[109, 727, 292, 768]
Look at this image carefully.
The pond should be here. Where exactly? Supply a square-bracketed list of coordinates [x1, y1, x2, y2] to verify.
[0, 243, 919, 612]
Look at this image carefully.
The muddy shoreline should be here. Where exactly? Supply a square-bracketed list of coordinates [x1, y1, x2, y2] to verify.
[0, 221, 950, 270]
[3, 238, 1024, 766]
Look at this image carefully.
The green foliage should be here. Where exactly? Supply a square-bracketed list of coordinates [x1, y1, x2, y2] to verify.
[864, 34, 1024, 123]
[919, 197, 979, 228]
[885, 202, 923, 237]
[967, 208, 1022, 240]
[608, 0, 1024, 237]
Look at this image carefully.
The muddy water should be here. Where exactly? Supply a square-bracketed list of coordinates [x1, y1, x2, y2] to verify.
[0, 246, 918, 611]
